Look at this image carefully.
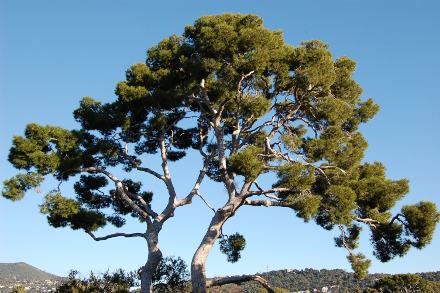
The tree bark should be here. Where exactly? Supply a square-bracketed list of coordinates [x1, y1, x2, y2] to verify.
[191, 204, 236, 293]
[140, 228, 162, 293]
[207, 274, 274, 293]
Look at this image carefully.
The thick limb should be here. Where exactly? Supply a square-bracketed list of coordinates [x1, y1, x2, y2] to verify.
[191, 202, 239, 293]
[207, 274, 274, 293]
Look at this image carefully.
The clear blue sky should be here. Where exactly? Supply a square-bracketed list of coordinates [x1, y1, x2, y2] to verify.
[1, 0, 439, 279]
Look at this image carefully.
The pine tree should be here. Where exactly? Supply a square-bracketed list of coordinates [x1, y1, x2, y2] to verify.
[3, 13, 439, 293]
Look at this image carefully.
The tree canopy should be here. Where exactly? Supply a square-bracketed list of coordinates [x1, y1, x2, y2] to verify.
[2, 13, 439, 293]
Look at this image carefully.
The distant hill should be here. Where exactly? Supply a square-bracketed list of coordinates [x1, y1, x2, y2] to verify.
[0, 262, 61, 281]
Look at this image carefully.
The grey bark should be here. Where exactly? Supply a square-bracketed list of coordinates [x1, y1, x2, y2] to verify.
[191, 203, 238, 293]
[140, 227, 162, 293]
[207, 274, 274, 293]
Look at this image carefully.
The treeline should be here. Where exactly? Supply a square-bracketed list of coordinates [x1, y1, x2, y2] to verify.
[46, 261, 440, 293]
[236, 269, 440, 292]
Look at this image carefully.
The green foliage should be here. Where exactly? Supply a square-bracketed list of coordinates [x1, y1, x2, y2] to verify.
[58, 257, 190, 293]
[8, 123, 80, 175]
[274, 163, 315, 193]
[371, 222, 410, 262]
[228, 146, 264, 182]
[335, 225, 362, 250]
[324, 185, 357, 225]
[40, 193, 106, 232]
[370, 201, 439, 262]
[237, 269, 440, 292]
[153, 256, 190, 293]
[402, 201, 440, 248]
[347, 253, 371, 280]
[219, 233, 246, 263]
[354, 162, 409, 217]
[288, 192, 322, 222]
[74, 175, 110, 209]
[368, 273, 440, 293]
[2, 172, 43, 201]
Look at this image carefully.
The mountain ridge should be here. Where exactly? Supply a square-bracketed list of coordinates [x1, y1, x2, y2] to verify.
[0, 262, 61, 281]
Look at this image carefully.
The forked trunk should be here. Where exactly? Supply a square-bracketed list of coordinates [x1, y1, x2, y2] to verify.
[140, 229, 162, 293]
[191, 205, 235, 293]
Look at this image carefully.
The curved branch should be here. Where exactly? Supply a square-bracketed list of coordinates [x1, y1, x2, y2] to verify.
[207, 274, 274, 293]
[125, 190, 158, 218]
[176, 149, 213, 208]
[124, 155, 165, 181]
[338, 224, 354, 256]
[389, 213, 406, 226]
[79, 167, 151, 221]
[87, 231, 145, 241]
[79, 167, 120, 183]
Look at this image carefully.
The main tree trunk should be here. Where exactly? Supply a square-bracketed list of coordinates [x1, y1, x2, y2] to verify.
[191, 204, 236, 293]
[140, 229, 162, 293]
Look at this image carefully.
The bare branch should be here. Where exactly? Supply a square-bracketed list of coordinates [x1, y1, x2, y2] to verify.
[244, 198, 292, 208]
[155, 137, 178, 223]
[355, 217, 380, 229]
[125, 190, 158, 218]
[176, 150, 213, 208]
[79, 167, 151, 221]
[197, 119, 209, 159]
[246, 187, 290, 197]
[389, 213, 406, 226]
[123, 154, 165, 181]
[207, 274, 274, 293]
[263, 193, 282, 201]
[197, 191, 215, 213]
[214, 118, 237, 200]
[338, 224, 354, 256]
[253, 181, 264, 192]
[239, 181, 253, 198]
[237, 70, 255, 93]
[79, 167, 120, 183]
[320, 165, 347, 175]
[87, 231, 145, 241]
[199, 79, 217, 115]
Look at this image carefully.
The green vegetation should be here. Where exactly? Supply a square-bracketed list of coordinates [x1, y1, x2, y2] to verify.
[219, 233, 246, 263]
[366, 274, 440, 293]
[57, 270, 137, 293]
[57, 257, 189, 293]
[152, 256, 190, 293]
[223, 269, 440, 292]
